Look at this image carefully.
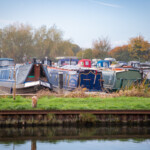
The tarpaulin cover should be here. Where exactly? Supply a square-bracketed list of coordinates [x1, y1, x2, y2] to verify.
[16, 64, 33, 84]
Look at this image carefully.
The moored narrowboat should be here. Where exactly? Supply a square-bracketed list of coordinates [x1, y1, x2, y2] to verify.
[56, 57, 79, 67]
[102, 69, 142, 91]
[97, 60, 110, 68]
[78, 59, 91, 68]
[0, 58, 52, 94]
[47, 65, 103, 92]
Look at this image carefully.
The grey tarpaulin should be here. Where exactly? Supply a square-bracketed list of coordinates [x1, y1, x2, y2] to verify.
[16, 64, 33, 84]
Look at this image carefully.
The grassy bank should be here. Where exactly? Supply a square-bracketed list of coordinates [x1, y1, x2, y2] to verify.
[0, 96, 150, 110]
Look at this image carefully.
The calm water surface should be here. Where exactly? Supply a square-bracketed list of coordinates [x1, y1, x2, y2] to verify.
[0, 126, 150, 150]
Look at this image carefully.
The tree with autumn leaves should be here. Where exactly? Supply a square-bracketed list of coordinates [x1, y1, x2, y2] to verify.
[109, 45, 131, 61]
[128, 36, 150, 61]
[109, 36, 150, 62]
[80, 36, 150, 62]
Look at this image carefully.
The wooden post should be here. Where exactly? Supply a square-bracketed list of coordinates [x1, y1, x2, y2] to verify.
[13, 64, 16, 100]
[32, 96, 38, 108]
[58, 72, 63, 94]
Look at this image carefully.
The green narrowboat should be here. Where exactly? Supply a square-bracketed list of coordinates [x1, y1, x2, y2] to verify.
[102, 69, 142, 91]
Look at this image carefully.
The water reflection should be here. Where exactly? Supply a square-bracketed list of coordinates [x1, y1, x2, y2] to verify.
[0, 126, 150, 150]
[31, 141, 36, 150]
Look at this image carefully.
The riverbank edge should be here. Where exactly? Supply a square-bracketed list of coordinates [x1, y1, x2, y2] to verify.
[0, 110, 150, 126]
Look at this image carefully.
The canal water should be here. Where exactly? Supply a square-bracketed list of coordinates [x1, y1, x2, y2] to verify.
[0, 126, 150, 150]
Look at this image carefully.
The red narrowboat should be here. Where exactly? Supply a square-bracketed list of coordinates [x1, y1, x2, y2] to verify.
[78, 59, 91, 68]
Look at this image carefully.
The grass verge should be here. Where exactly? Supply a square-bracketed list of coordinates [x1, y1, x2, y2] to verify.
[0, 96, 150, 110]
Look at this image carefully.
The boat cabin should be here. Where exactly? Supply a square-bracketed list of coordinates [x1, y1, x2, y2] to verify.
[57, 57, 79, 66]
[97, 60, 110, 68]
[92, 59, 101, 67]
[0, 58, 14, 67]
[104, 58, 116, 65]
[128, 61, 140, 68]
[41, 58, 52, 66]
[47, 65, 103, 91]
[78, 59, 91, 68]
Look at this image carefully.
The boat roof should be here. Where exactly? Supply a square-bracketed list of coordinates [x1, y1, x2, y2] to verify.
[48, 65, 101, 72]
[102, 68, 140, 73]
[61, 65, 93, 70]
[56, 56, 78, 60]
[128, 61, 140, 63]
[104, 58, 116, 61]
[97, 60, 110, 63]
[0, 58, 14, 61]
[79, 59, 91, 61]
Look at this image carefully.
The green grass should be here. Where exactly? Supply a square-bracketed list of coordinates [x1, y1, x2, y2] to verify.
[0, 96, 150, 110]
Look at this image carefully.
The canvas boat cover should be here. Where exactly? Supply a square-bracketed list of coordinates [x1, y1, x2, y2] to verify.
[16, 64, 33, 84]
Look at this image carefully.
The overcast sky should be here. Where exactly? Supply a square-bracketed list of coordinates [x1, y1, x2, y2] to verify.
[0, 0, 150, 48]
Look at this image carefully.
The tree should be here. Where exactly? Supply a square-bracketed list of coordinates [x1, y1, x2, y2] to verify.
[33, 25, 63, 59]
[83, 48, 93, 59]
[71, 44, 81, 55]
[76, 50, 83, 58]
[92, 37, 111, 59]
[76, 48, 92, 59]
[57, 40, 74, 56]
[109, 45, 131, 61]
[128, 36, 150, 61]
[0, 24, 33, 62]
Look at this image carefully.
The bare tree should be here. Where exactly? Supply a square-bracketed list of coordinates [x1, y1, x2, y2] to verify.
[92, 37, 111, 59]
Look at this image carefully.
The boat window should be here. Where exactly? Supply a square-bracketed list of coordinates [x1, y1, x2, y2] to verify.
[103, 62, 109, 68]
[43, 60, 51, 66]
[79, 62, 83, 66]
[71, 61, 77, 65]
[9, 70, 12, 79]
[49, 73, 52, 78]
[0, 60, 14, 66]
[64, 61, 69, 65]
[85, 61, 89, 66]
[97, 63, 102, 67]
[0, 70, 7, 79]
[55, 74, 58, 81]
[133, 63, 140, 68]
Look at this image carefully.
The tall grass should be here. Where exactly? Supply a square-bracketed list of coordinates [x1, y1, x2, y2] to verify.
[118, 80, 150, 97]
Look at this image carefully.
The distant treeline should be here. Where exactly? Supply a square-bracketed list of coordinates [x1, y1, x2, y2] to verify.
[0, 24, 150, 62]
[77, 36, 150, 62]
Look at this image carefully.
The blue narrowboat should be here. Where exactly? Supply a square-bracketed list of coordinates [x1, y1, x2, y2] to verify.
[57, 57, 79, 67]
[0, 58, 51, 94]
[47, 65, 103, 91]
[97, 60, 110, 68]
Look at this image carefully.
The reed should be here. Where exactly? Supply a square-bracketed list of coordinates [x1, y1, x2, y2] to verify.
[64, 87, 88, 98]
[118, 80, 150, 97]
